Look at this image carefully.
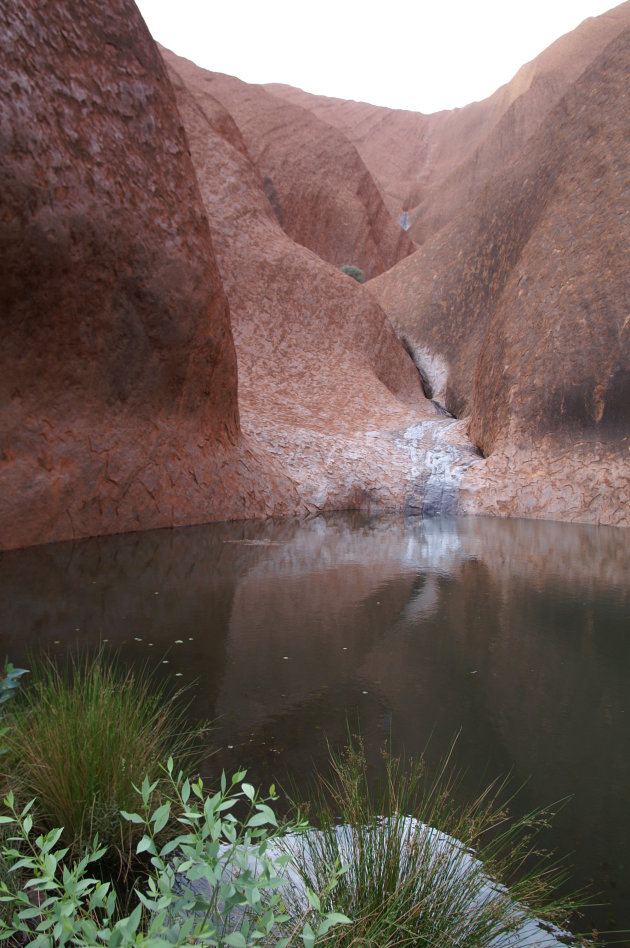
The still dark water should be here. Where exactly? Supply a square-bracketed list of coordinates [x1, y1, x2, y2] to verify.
[1, 513, 629, 940]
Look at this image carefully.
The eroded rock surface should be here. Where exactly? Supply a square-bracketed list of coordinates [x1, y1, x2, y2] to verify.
[0, 0, 298, 550]
[4, 0, 629, 548]
[369, 15, 630, 526]
[162, 49, 480, 520]
[174, 62, 415, 280]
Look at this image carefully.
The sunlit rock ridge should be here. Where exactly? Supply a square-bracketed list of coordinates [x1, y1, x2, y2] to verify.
[0, 0, 628, 549]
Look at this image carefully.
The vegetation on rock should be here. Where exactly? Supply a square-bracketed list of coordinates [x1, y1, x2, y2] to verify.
[339, 264, 364, 284]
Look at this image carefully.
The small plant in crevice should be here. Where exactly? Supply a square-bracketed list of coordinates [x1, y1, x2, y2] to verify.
[340, 264, 365, 284]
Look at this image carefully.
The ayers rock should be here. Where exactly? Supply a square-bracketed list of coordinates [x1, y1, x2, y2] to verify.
[169, 65, 416, 280]
[1, 0, 629, 550]
[365, 4, 630, 525]
[159, 49, 476, 519]
[0, 0, 300, 550]
[0, 0, 472, 551]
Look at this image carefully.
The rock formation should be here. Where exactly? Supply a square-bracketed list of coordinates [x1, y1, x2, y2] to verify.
[2, 0, 629, 549]
[178, 67, 415, 279]
[0, 0, 299, 550]
[0, 0, 476, 551]
[161, 49, 478, 521]
[267, 2, 630, 246]
[369, 14, 630, 526]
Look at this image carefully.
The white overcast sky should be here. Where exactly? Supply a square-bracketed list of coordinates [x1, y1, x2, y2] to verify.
[135, 0, 620, 114]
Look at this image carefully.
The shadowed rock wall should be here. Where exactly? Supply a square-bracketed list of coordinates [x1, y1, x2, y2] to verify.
[0, 0, 297, 550]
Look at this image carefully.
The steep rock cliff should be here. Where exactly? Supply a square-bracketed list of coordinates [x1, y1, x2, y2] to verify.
[0, 0, 296, 550]
[173, 62, 415, 279]
[369, 20, 630, 526]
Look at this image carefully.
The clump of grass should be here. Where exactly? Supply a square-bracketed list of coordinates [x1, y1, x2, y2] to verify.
[2, 649, 202, 882]
[286, 736, 588, 946]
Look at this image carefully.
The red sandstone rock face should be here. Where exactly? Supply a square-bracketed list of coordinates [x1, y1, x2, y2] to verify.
[162, 49, 481, 520]
[268, 2, 630, 246]
[4, 1, 629, 549]
[0, 0, 298, 550]
[370, 18, 630, 526]
[171, 62, 415, 280]
[0, 0, 475, 553]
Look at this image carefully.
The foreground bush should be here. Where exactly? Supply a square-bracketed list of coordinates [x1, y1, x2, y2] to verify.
[0, 659, 593, 945]
[2, 651, 201, 879]
[0, 761, 348, 946]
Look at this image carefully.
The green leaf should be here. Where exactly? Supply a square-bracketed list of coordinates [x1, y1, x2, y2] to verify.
[316, 913, 351, 936]
[120, 810, 144, 825]
[306, 888, 321, 912]
[136, 835, 157, 856]
[223, 933, 247, 947]
[241, 783, 255, 801]
[158, 838, 180, 858]
[247, 807, 277, 828]
[300, 921, 315, 948]
[151, 802, 171, 834]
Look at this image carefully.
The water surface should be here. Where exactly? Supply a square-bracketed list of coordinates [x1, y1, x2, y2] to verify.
[1, 513, 629, 937]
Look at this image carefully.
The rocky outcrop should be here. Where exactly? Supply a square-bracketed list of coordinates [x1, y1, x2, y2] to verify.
[369, 19, 630, 526]
[161, 49, 480, 521]
[0, 0, 477, 553]
[268, 2, 630, 246]
[3, 0, 629, 548]
[172, 62, 415, 280]
[0, 0, 298, 550]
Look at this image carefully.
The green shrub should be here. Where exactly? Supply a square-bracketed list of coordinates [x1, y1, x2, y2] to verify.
[2, 650, 202, 881]
[340, 264, 364, 284]
[284, 737, 587, 946]
[0, 763, 349, 946]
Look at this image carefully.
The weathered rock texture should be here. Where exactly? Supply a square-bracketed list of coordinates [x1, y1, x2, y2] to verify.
[0, 1, 476, 552]
[161, 49, 479, 521]
[268, 2, 630, 246]
[0, 0, 299, 550]
[3, 0, 629, 548]
[182, 67, 415, 279]
[369, 11, 630, 526]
